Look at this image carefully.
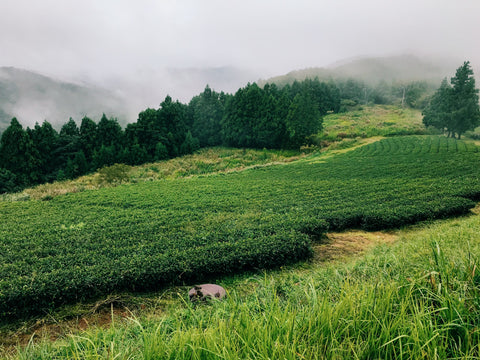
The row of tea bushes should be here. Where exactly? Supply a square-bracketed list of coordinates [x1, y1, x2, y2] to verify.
[1, 136, 479, 319]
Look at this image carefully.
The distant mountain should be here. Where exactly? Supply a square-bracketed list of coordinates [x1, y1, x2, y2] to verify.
[0, 67, 129, 131]
[259, 55, 457, 87]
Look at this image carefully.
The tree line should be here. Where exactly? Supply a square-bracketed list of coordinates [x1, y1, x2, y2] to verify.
[0, 69, 467, 194]
[0, 78, 343, 193]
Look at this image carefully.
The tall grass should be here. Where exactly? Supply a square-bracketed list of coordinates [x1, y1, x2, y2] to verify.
[11, 212, 480, 359]
[320, 105, 426, 141]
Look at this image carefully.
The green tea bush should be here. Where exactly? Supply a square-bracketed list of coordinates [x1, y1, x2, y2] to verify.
[0, 136, 479, 319]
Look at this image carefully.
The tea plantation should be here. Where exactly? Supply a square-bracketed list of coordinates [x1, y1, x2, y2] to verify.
[1, 135, 479, 320]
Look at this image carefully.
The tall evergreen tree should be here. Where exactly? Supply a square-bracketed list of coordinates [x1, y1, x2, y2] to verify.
[0, 118, 39, 185]
[56, 118, 81, 173]
[29, 121, 59, 182]
[96, 114, 124, 148]
[79, 116, 98, 163]
[157, 96, 188, 157]
[221, 83, 287, 149]
[449, 61, 480, 138]
[423, 61, 480, 139]
[422, 78, 453, 134]
[60, 117, 80, 137]
[285, 91, 322, 149]
[134, 108, 160, 160]
[189, 85, 224, 147]
[221, 86, 251, 148]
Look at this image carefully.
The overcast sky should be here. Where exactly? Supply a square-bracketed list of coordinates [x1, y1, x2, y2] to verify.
[1, 0, 479, 81]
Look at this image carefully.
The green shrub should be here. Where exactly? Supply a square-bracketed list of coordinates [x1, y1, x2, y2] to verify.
[97, 163, 131, 185]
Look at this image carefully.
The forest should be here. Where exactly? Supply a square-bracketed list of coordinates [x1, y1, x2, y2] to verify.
[0, 63, 477, 194]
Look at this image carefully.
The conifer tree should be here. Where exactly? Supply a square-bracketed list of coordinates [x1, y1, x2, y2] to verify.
[450, 61, 480, 138]
[79, 116, 97, 163]
[30, 121, 59, 182]
[190, 85, 224, 147]
[285, 91, 322, 148]
[423, 61, 480, 139]
[0, 118, 39, 185]
[422, 78, 453, 134]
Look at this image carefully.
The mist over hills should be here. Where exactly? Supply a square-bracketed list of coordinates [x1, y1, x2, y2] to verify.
[0, 55, 473, 132]
[0, 66, 261, 131]
[101, 66, 262, 118]
[0, 67, 131, 131]
[259, 55, 461, 87]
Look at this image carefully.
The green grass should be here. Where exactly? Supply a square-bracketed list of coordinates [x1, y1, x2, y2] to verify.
[9, 209, 480, 359]
[320, 105, 427, 141]
[0, 135, 479, 321]
[1, 147, 301, 201]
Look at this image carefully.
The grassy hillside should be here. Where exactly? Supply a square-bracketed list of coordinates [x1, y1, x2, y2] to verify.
[321, 105, 426, 140]
[1, 135, 479, 322]
[2, 148, 301, 201]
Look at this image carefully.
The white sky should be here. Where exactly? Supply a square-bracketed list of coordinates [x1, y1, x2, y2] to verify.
[1, 0, 479, 81]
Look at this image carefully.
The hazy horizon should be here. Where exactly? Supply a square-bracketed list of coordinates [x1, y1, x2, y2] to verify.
[2, 0, 480, 126]
[1, 1, 479, 80]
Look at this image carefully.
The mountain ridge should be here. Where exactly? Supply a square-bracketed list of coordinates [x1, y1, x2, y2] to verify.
[259, 54, 460, 87]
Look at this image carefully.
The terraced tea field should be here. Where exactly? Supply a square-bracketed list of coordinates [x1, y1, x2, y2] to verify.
[1, 135, 479, 320]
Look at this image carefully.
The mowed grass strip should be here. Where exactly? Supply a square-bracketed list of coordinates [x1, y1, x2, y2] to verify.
[0, 135, 479, 320]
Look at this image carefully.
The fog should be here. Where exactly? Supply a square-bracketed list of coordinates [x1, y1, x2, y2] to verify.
[1, 0, 480, 118]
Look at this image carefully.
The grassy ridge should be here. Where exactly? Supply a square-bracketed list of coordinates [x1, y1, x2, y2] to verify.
[321, 105, 426, 140]
[4, 148, 300, 201]
[1, 136, 479, 320]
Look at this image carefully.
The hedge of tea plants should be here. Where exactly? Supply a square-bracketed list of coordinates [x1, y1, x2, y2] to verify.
[0, 135, 479, 319]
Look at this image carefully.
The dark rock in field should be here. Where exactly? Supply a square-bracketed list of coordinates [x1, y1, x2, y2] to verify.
[189, 284, 226, 302]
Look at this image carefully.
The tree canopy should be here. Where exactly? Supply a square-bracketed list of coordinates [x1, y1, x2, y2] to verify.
[423, 61, 480, 138]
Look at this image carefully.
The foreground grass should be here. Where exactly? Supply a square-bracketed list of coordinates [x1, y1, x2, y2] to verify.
[7, 209, 480, 359]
